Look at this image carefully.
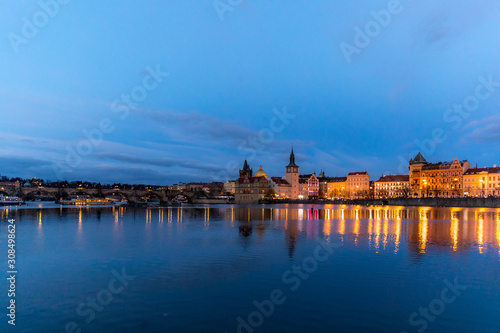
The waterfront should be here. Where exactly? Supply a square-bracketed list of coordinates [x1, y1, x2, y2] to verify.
[1, 204, 499, 332]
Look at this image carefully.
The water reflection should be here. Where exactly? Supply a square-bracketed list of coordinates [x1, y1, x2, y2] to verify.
[497, 213, 500, 257]
[5, 205, 500, 261]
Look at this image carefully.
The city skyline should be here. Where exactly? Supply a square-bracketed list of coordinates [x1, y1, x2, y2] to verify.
[2, 1, 500, 184]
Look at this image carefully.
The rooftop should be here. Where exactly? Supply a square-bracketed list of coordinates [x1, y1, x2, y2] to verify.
[464, 167, 500, 175]
[348, 171, 368, 176]
[375, 175, 409, 183]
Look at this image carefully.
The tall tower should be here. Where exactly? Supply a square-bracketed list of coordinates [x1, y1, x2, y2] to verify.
[239, 159, 253, 178]
[409, 152, 427, 197]
[285, 148, 300, 199]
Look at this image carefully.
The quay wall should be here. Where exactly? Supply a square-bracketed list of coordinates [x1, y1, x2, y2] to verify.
[259, 197, 500, 208]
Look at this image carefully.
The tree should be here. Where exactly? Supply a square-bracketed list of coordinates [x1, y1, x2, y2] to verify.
[265, 189, 277, 199]
[376, 189, 389, 199]
[399, 184, 413, 198]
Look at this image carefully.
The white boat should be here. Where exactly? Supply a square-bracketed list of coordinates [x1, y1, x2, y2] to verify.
[0, 194, 24, 206]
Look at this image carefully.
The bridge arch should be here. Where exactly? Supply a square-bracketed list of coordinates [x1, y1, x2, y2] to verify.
[24, 190, 57, 201]
[102, 190, 131, 201]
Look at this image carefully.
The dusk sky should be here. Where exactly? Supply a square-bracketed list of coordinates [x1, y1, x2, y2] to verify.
[1, 0, 500, 184]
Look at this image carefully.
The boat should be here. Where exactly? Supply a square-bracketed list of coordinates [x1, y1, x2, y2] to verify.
[0, 194, 24, 206]
[105, 197, 128, 206]
[59, 195, 114, 206]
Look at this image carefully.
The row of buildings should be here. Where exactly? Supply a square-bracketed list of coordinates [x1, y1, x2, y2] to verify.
[228, 149, 500, 203]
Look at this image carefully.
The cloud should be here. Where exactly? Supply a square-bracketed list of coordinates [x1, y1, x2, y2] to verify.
[93, 152, 221, 173]
[140, 109, 255, 144]
[0, 156, 53, 177]
[463, 115, 500, 143]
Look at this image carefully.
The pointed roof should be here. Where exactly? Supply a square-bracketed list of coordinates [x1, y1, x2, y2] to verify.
[286, 147, 298, 167]
[412, 152, 427, 164]
[242, 159, 251, 171]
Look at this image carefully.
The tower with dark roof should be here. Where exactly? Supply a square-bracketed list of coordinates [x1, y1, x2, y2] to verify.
[285, 148, 300, 199]
[239, 159, 253, 178]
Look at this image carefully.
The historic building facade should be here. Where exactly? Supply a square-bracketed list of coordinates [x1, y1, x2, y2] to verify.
[234, 160, 270, 203]
[234, 149, 300, 203]
[347, 172, 370, 199]
[463, 166, 500, 197]
[409, 153, 472, 197]
[285, 148, 300, 199]
[324, 177, 347, 199]
[374, 175, 410, 198]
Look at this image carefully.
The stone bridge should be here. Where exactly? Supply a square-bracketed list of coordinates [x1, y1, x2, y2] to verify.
[0, 186, 209, 205]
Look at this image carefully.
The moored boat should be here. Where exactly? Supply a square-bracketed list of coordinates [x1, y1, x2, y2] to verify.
[0, 194, 24, 206]
[59, 195, 114, 206]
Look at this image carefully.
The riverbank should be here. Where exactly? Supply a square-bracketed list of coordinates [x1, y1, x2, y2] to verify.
[260, 197, 500, 208]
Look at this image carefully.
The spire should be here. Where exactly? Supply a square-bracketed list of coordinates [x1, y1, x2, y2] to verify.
[287, 147, 298, 167]
[240, 159, 253, 178]
[242, 159, 250, 171]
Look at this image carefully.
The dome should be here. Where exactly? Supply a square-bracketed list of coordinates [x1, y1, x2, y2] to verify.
[255, 166, 267, 178]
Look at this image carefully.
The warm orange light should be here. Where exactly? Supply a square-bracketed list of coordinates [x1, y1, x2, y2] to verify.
[496, 213, 500, 257]
[418, 207, 429, 253]
[451, 215, 459, 252]
[478, 214, 484, 254]
[394, 218, 401, 254]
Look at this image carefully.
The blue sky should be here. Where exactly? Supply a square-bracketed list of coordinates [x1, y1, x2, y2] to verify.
[1, 0, 500, 184]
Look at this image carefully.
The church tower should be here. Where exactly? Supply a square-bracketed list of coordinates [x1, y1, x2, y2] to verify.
[239, 159, 253, 178]
[285, 148, 300, 199]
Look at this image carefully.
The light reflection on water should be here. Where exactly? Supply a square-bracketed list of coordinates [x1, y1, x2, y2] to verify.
[1, 204, 500, 332]
[3, 205, 500, 257]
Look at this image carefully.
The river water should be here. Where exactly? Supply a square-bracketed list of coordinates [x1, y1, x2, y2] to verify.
[0, 204, 499, 332]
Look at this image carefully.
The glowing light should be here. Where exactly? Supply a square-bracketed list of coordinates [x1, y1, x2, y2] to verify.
[394, 218, 401, 254]
[478, 213, 484, 254]
[323, 219, 331, 237]
[374, 216, 381, 253]
[338, 218, 345, 236]
[204, 207, 210, 228]
[418, 208, 429, 253]
[496, 213, 500, 258]
[383, 217, 389, 250]
[451, 214, 459, 252]
[78, 209, 82, 232]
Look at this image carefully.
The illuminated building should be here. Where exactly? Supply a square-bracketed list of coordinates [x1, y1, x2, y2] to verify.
[324, 177, 347, 199]
[374, 175, 410, 198]
[234, 148, 300, 203]
[234, 160, 269, 203]
[463, 166, 500, 197]
[269, 177, 292, 198]
[299, 173, 319, 199]
[347, 171, 370, 199]
[409, 152, 472, 198]
[285, 148, 300, 199]
[224, 180, 235, 194]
